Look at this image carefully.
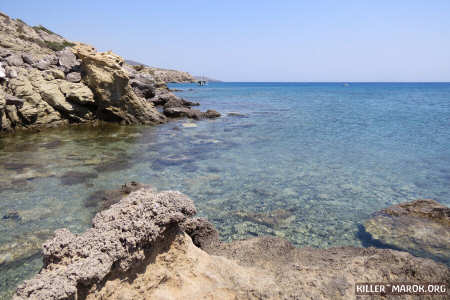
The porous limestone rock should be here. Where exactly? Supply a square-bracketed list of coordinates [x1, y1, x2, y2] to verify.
[14, 189, 196, 300]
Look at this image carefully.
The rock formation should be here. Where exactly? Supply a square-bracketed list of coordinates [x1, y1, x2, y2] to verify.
[125, 60, 195, 83]
[15, 189, 450, 300]
[0, 12, 219, 134]
[363, 199, 450, 264]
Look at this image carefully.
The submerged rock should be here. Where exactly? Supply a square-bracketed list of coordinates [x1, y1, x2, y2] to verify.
[14, 190, 450, 300]
[84, 181, 153, 211]
[363, 199, 450, 264]
[60, 171, 98, 185]
[0, 230, 53, 266]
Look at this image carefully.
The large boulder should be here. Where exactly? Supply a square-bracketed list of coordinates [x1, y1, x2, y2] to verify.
[363, 199, 450, 264]
[56, 48, 78, 73]
[73, 44, 166, 124]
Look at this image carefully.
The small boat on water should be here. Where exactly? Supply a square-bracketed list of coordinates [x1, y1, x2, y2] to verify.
[197, 80, 207, 86]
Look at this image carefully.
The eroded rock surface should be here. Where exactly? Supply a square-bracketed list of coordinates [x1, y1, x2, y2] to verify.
[364, 199, 450, 264]
[14, 189, 196, 300]
[0, 11, 219, 134]
[15, 191, 450, 300]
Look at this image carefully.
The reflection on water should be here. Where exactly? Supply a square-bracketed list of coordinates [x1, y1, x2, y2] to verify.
[1, 82, 449, 298]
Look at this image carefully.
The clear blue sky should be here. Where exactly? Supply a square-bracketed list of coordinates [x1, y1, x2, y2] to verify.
[1, 1, 449, 82]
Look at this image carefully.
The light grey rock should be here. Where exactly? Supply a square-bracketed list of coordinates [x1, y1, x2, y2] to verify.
[34, 59, 51, 71]
[22, 53, 36, 65]
[14, 188, 196, 300]
[56, 48, 78, 72]
[5, 54, 23, 66]
[65, 72, 81, 83]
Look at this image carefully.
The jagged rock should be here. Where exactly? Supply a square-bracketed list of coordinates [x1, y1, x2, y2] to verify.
[14, 189, 196, 300]
[56, 48, 78, 73]
[129, 79, 155, 99]
[65, 71, 81, 83]
[74, 44, 166, 124]
[5, 54, 24, 66]
[181, 217, 220, 250]
[363, 199, 450, 264]
[15, 191, 450, 300]
[0, 11, 216, 134]
[58, 81, 94, 105]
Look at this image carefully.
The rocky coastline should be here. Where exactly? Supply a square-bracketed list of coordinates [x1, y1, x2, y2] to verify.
[13, 186, 449, 299]
[0, 12, 219, 135]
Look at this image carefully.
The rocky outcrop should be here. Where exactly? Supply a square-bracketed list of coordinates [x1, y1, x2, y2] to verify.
[363, 199, 450, 264]
[73, 44, 165, 124]
[125, 60, 195, 83]
[15, 191, 450, 300]
[0, 12, 220, 134]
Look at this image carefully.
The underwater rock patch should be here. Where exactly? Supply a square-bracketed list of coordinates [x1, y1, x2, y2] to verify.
[60, 171, 98, 185]
[84, 181, 153, 211]
[363, 199, 450, 264]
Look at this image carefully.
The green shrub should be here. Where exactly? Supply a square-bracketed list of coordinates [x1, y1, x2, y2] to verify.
[43, 40, 76, 51]
[33, 25, 56, 35]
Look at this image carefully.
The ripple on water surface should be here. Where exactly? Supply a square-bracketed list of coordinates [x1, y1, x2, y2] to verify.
[1, 82, 449, 298]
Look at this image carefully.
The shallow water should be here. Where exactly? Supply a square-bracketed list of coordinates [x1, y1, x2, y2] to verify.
[1, 82, 449, 298]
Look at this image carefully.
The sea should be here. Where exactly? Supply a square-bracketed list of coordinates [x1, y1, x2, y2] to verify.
[0, 82, 449, 298]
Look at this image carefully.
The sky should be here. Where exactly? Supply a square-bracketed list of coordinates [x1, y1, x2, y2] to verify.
[1, 1, 450, 82]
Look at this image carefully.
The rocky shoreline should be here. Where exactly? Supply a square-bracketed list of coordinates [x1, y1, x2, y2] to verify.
[13, 186, 449, 299]
[0, 12, 219, 135]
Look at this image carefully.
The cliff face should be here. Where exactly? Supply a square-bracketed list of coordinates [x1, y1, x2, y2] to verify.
[14, 188, 450, 300]
[0, 12, 218, 134]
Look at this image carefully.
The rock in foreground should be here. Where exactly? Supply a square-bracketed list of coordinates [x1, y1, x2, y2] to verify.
[15, 191, 449, 300]
[364, 199, 450, 264]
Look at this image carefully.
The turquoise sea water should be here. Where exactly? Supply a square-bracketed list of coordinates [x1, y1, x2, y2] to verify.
[0, 82, 449, 298]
